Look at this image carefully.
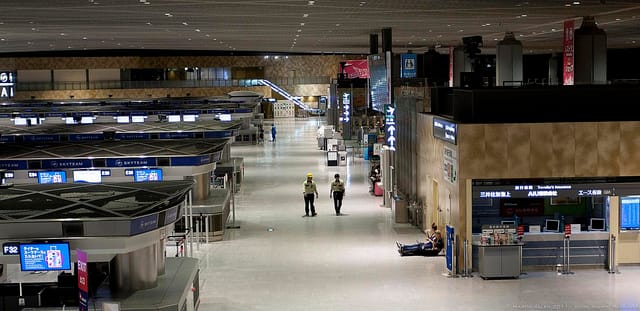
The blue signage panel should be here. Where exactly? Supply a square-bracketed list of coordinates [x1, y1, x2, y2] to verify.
[339, 93, 351, 123]
[19, 243, 71, 271]
[171, 155, 211, 166]
[204, 131, 233, 138]
[0, 71, 16, 98]
[130, 214, 159, 235]
[158, 132, 195, 139]
[133, 168, 163, 182]
[446, 225, 454, 273]
[68, 134, 104, 142]
[433, 117, 457, 145]
[0, 136, 16, 143]
[183, 110, 201, 115]
[207, 109, 230, 114]
[384, 104, 396, 151]
[38, 171, 67, 184]
[115, 133, 151, 140]
[400, 53, 417, 78]
[23, 135, 60, 143]
[0, 160, 28, 170]
[97, 111, 119, 116]
[234, 108, 252, 113]
[0, 113, 11, 118]
[42, 159, 93, 169]
[164, 206, 179, 225]
[45, 112, 67, 117]
[106, 158, 157, 167]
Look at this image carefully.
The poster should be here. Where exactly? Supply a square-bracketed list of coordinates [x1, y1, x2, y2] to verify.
[563, 20, 575, 85]
[400, 53, 417, 78]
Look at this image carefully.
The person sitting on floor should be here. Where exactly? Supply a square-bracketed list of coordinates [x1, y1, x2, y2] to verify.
[396, 230, 444, 256]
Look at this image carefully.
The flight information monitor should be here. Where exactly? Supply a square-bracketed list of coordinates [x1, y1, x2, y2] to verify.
[37, 171, 67, 184]
[621, 197, 640, 230]
[133, 168, 163, 182]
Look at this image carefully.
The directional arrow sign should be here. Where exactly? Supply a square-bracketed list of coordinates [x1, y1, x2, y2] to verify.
[387, 125, 396, 136]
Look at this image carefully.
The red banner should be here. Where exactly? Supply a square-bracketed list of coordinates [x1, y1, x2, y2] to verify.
[77, 249, 89, 311]
[341, 60, 369, 79]
[563, 20, 575, 85]
[448, 47, 454, 87]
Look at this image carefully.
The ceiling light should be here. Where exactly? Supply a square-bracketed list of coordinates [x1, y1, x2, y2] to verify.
[308, 1, 315, 5]
[303, 13, 309, 17]
[615, 18, 621, 21]
[146, 22, 152, 25]
[195, 29, 201, 32]
[296, 34, 300, 37]
[572, 1, 580, 4]
[336, 24, 341, 27]
[60, 33, 66, 36]
[300, 23, 305, 26]
[182, 22, 188, 26]
[298, 29, 302, 32]
[565, 3, 571, 6]
[551, 28, 556, 31]
[164, 13, 173, 17]
[82, 37, 87, 40]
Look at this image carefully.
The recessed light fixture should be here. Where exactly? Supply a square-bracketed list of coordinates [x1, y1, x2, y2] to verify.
[300, 23, 305, 26]
[195, 29, 201, 32]
[60, 33, 66, 36]
[298, 29, 302, 32]
[146, 22, 152, 25]
[615, 18, 621, 21]
[164, 13, 173, 17]
[82, 37, 87, 40]
[521, 14, 527, 17]
[303, 13, 309, 17]
[182, 22, 189, 26]
[308, 1, 315, 5]
[572, 1, 580, 4]
[336, 24, 341, 27]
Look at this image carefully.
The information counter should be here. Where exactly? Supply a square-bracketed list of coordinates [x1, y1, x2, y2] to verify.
[478, 244, 522, 279]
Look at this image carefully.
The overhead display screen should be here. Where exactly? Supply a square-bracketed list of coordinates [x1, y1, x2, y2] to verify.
[19, 243, 71, 271]
[133, 168, 163, 182]
[621, 196, 640, 230]
[37, 171, 67, 184]
[368, 53, 390, 113]
[73, 170, 102, 183]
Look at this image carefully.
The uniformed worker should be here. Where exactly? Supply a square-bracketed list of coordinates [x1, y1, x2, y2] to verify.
[303, 173, 319, 217]
[329, 173, 346, 215]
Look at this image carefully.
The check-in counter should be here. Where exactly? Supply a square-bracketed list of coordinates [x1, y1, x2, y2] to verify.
[472, 231, 609, 271]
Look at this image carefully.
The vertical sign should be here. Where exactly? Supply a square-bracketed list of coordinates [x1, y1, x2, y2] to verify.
[384, 104, 396, 151]
[563, 20, 575, 86]
[339, 92, 351, 123]
[446, 225, 455, 273]
[77, 249, 89, 311]
[448, 47, 454, 87]
[0, 72, 16, 98]
[400, 53, 417, 78]
[443, 146, 457, 184]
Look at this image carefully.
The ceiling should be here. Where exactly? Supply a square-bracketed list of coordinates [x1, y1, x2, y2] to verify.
[1, 0, 639, 55]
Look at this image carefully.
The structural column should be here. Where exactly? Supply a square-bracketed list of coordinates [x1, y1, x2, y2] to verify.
[452, 47, 472, 87]
[574, 16, 607, 84]
[370, 33, 379, 55]
[192, 172, 211, 201]
[496, 32, 523, 86]
[109, 244, 159, 294]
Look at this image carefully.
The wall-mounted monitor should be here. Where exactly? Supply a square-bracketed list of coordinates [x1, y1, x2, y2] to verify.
[4, 172, 14, 178]
[14, 117, 40, 126]
[589, 218, 606, 231]
[131, 116, 146, 123]
[501, 220, 515, 225]
[133, 168, 163, 182]
[73, 170, 102, 183]
[168, 115, 181, 122]
[182, 115, 197, 122]
[116, 116, 130, 123]
[621, 196, 640, 230]
[19, 242, 71, 271]
[218, 114, 232, 122]
[544, 219, 560, 232]
[37, 171, 67, 184]
[80, 116, 94, 124]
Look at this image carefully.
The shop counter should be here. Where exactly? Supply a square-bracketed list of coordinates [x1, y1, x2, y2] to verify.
[478, 244, 522, 279]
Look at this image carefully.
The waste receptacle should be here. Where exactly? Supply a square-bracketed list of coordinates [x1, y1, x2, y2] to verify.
[392, 196, 409, 223]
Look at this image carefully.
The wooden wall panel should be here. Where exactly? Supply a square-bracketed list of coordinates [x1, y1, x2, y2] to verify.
[529, 123, 553, 177]
[574, 122, 598, 177]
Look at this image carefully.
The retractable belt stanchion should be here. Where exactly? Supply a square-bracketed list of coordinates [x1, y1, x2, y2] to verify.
[608, 234, 618, 274]
[227, 160, 241, 229]
[462, 239, 473, 278]
[561, 228, 574, 275]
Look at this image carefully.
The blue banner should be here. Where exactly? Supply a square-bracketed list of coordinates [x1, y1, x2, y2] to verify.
[106, 158, 157, 167]
[68, 134, 104, 141]
[204, 131, 233, 138]
[0, 160, 28, 170]
[23, 135, 60, 143]
[446, 225, 455, 273]
[400, 53, 417, 78]
[171, 155, 211, 166]
[158, 132, 195, 139]
[130, 214, 159, 235]
[0, 136, 16, 143]
[45, 112, 66, 117]
[42, 159, 93, 169]
[115, 133, 151, 140]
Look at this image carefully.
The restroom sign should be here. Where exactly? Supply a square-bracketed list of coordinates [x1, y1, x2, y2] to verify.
[0, 72, 16, 98]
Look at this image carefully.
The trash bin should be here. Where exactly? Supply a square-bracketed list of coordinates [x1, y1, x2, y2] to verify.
[392, 196, 409, 223]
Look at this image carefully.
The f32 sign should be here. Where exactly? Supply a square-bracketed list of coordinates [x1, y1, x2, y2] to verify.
[0, 72, 15, 98]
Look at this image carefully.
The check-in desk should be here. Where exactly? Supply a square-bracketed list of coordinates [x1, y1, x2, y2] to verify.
[520, 231, 609, 268]
[478, 244, 523, 279]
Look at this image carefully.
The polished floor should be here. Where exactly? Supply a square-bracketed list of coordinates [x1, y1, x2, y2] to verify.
[194, 118, 640, 311]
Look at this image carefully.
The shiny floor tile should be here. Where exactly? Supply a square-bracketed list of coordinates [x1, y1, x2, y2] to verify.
[193, 118, 640, 311]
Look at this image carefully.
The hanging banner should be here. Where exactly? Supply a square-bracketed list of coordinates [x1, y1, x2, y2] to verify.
[563, 20, 575, 85]
[449, 47, 454, 87]
[400, 53, 417, 78]
[341, 60, 369, 79]
[77, 249, 89, 311]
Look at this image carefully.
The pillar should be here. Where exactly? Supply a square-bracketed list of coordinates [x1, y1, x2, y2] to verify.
[453, 47, 472, 87]
[574, 16, 607, 84]
[496, 32, 523, 86]
[109, 244, 158, 294]
[370, 33, 379, 55]
[192, 172, 210, 201]
[548, 53, 560, 85]
[156, 240, 166, 275]
[381, 28, 392, 53]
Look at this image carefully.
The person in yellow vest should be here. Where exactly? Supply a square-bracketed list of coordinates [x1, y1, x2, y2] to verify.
[329, 173, 346, 215]
[303, 173, 319, 217]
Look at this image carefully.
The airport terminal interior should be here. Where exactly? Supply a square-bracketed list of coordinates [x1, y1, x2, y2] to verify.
[1, 1, 640, 311]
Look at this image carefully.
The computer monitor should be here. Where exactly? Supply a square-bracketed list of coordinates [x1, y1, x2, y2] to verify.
[501, 220, 515, 225]
[590, 218, 606, 231]
[544, 219, 560, 232]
